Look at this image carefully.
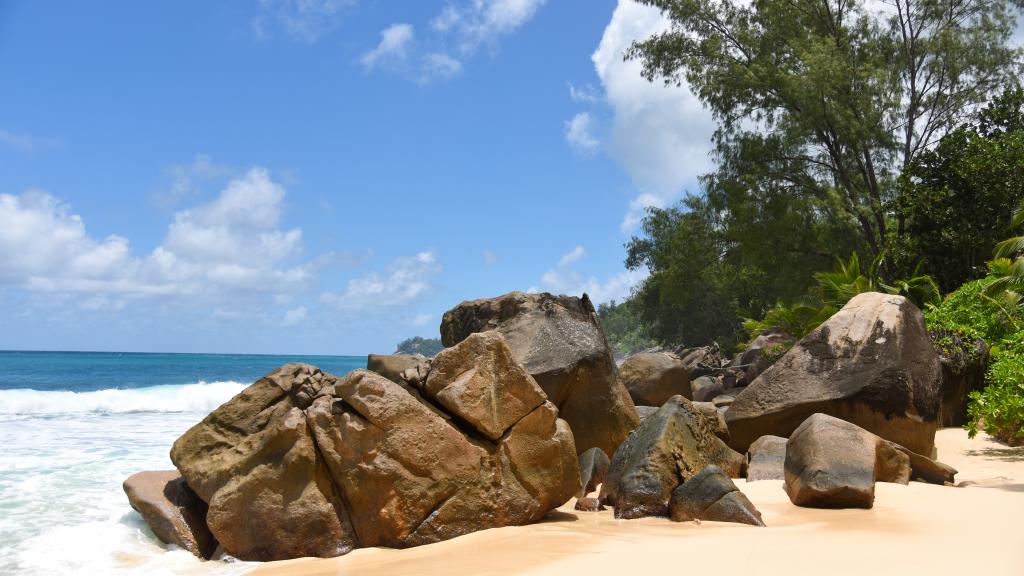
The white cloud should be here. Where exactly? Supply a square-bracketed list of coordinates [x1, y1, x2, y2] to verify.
[321, 250, 441, 311]
[455, 0, 548, 53]
[253, 0, 354, 43]
[565, 112, 600, 152]
[568, 83, 600, 104]
[0, 167, 308, 297]
[421, 52, 464, 82]
[360, 23, 415, 70]
[431, 5, 461, 32]
[0, 129, 61, 152]
[530, 246, 648, 304]
[283, 306, 309, 326]
[156, 154, 233, 208]
[592, 0, 715, 232]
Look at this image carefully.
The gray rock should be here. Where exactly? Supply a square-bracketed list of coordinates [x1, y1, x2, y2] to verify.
[619, 352, 691, 406]
[669, 465, 764, 526]
[930, 329, 990, 427]
[726, 329, 794, 387]
[599, 396, 745, 519]
[693, 401, 730, 442]
[745, 435, 788, 481]
[726, 293, 943, 456]
[691, 376, 725, 403]
[579, 447, 611, 495]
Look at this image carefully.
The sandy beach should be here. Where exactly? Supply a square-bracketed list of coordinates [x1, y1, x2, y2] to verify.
[253, 428, 1024, 576]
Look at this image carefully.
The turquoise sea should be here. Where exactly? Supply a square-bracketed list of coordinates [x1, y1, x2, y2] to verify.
[0, 351, 365, 576]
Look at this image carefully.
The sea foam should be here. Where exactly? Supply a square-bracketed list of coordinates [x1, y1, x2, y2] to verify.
[0, 381, 246, 415]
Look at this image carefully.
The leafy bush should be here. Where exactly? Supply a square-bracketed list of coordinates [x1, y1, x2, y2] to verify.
[394, 336, 443, 357]
[597, 299, 658, 358]
[966, 340, 1024, 445]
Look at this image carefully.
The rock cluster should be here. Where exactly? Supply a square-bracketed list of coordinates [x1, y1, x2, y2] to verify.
[440, 291, 639, 457]
[154, 331, 580, 561]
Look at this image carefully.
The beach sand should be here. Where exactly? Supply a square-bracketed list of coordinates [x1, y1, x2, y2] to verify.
[252, 428, 1024, 576]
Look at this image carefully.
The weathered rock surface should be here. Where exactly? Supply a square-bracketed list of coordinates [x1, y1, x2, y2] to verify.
[599, 396, 745, 519]
[635, 405, 659, 422]
[745, 435, 787, 481]
[166, 336, 582, 562]
[579, 447, 610, 495]
[691, 376, 725, 403]
[674, 344, 725, 379]
[727, 329, 793, 387]
[784, 414, 955, 508]
[123, 470, 217, 559]
[367, 353, 429, 385]
[725, 293, 943, 456]
[693, 401, 730, 442]
[669, 465, 764, 526]
[440, 291, 638, 456]
[930, 329, 990, 427]
[619, 352, 691, 407]
[574, 497, 605, 512]
[170, 363, 353, 561]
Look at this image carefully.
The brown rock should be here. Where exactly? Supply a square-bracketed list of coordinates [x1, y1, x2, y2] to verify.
[669, 465, 764, 526]
[599, 396, 745, 519]
[727, 329, 793, 387]
[930, 329, 990, 427]
[726, 293, 943, 456]
[619, 352, 691, 406]
[693, 401, 730, 442]
[366, 353, 429, 385]
[574, 497, 604, 512]
[423, 331, 546, 440]
[691, 376, 725, 403]
[579, 447, 610, 495]
[123, 470, 217, 559]
[673, 344, 725, 378]
[440, 291, 639, 456]
[169, 363, 354, 561]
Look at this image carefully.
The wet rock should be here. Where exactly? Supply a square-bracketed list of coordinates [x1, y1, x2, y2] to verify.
[123, 470, 217, 559]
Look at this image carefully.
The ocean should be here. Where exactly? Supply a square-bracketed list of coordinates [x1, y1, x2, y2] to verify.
[0, 351, 366, 576]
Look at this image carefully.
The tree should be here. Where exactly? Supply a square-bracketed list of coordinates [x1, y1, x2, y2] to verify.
[394, 336, 443, 357]
[627, 0, 1022, 258]
[596, 299, 658, 357]
[893, 88, 1024, 292]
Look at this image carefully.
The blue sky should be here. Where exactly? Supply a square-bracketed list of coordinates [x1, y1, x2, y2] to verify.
[0, 1, 734, 354]
[2, 1, 1021, 355]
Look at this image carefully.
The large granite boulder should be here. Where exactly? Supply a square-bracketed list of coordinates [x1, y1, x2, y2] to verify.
[166, 334, 581, 561]
[784, 414, 955, 508]
[930, 329, 990, 427]
[598, 396, 745, 519]
[170, 363, 353, 561]
[440, 291, 639, 457]
[691, 376, 725, 403]
[619, 352, 691, 406]
[669, 465, 764, 526]
[366, 353, 429, 385]
[725, 293, 943, 456]
[745, 435, 787, 481]
[123, 470, 217, 559]
[726, 329, 793, 387]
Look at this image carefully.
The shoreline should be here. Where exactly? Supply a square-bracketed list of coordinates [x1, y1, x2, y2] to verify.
[251, 428, 1024, 576]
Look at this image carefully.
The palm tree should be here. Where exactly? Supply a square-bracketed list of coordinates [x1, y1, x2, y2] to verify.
[987, 202, 1024, 297]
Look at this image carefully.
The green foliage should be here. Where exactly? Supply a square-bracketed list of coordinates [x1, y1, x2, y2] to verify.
[597, 299, 658, 357]
[966, 342, 1024, 445]
[394, 336, 443, 357]
[892, 88, 1024, 292]
[927, 275, 1024, 444]
[742, 302, 834, 341]
[628, 0, 1023, 258]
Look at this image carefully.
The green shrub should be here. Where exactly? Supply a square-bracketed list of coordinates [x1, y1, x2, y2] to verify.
[966, 339, 1024, 445]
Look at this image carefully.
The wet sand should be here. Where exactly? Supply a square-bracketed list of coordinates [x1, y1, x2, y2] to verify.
[253, 428, 1024, 576]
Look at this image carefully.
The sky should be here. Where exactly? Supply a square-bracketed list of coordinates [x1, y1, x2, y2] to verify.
[6, 1, 1016, 355]
[0, 0, 720, 354]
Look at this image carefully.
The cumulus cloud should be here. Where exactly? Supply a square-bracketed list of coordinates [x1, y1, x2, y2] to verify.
[592, 0, 716, 232]
[321, 250, 441, 311]
[421, 52, 464, 82]
[453, 0, 548, 54]
[530, 246, 648, 304]
[282, 306, 309, 326]
[253, 0, 355, 43]
[565, 112, 600, 153]
[0, 168, 308, 297]
[360, 23, 415, 70]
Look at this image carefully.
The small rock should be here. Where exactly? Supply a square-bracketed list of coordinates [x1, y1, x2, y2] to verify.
[579, 447, 610, 495]
[669, 465, 764, 526]
[745, 435, 787, 481]
[691, 376, 725, 402]
[123, 470, 218, 559]
[574, 497, 604, 512]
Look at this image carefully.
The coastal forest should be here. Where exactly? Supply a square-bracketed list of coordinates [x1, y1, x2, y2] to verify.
[600, 0, 1024, 445]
